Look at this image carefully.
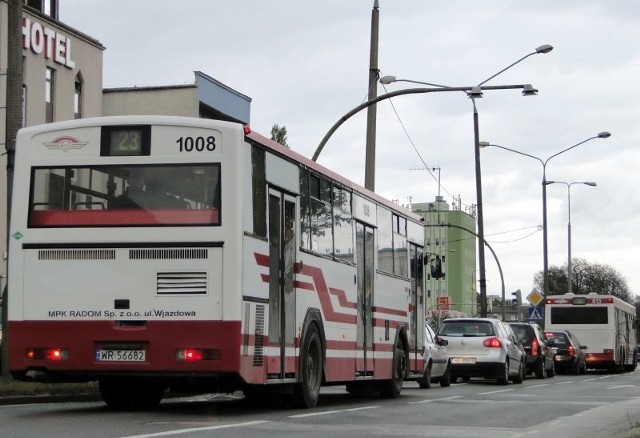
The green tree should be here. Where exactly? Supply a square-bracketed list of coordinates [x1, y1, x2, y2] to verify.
[533, 258, 632, 303]
[270, 124, 288, 148]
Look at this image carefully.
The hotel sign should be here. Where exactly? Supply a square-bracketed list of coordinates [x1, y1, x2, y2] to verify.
[22, 17, 75, 69]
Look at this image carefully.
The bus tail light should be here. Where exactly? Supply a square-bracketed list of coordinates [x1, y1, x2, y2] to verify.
[26, 347, 68, 361]
[176, 348, 220, 361]
[531, 339, 539, 356]
[483, 337, 502, 348]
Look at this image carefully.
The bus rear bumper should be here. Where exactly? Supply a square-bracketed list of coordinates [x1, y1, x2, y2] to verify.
[8, 320, 242, 381]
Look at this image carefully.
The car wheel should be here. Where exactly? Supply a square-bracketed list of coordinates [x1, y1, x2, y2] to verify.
[572, 360, 581, 375]
[439, 363, 451, 387]
[418, 362, 432, 389]
[580, 360, 587, 375]
[534, 357, 546, 379]
[512, 360, 525, 384]
[497, 360, 509, 385]
[547, 360, 555, 378]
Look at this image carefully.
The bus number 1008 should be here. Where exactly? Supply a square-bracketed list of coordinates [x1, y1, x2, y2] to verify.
[177, 136, 217, 152]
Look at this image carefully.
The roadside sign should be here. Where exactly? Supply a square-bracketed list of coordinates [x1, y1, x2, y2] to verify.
[528, 306, 544, 321]
[527, 290, 544, 307]
[437, 296, 449, 310]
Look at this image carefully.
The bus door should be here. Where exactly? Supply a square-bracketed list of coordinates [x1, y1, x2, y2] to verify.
[356, 222, 375, 376]
[409, 244, 425, 370]
[267, 188, 297, 378]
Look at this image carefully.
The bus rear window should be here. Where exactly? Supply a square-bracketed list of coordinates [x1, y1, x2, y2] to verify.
[29, 164, 221, 227]
[550, 307, 608, 325]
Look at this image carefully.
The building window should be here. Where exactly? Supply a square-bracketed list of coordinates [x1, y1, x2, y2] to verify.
[74, 73, 83, 119]
[251, 145, 266, 238]
[26, 0, 58, 19]
[45, 67, 55, 123]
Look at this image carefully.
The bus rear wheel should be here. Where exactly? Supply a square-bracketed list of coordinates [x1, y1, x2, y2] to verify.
[380, 335, 406, 398]
[293, 324, 323, 408]
[99, 377, 165, 409]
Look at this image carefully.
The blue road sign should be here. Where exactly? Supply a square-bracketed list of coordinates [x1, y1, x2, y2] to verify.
[528, 306, 544, 321]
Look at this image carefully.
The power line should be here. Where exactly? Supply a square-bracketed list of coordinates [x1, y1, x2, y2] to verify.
[380, 80, 473, 210]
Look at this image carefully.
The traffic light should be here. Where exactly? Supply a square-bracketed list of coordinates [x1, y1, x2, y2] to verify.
[430, 256, 443, 279]
[511, 289, 522, 307]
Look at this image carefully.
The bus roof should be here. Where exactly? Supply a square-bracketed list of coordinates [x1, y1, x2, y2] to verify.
[246, 129, 424, 223]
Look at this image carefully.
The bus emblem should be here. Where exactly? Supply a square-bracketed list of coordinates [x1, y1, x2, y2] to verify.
[43, 136, 88, 152]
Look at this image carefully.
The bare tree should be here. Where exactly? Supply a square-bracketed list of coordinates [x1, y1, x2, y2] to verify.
[533, 258, 632, 304]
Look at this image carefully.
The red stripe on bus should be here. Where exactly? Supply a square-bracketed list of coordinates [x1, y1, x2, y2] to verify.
[329, 287, 358, 309]
[297, 263, 357, 324]
[30, 209, 219, 226]
[294, 280, 315, 291]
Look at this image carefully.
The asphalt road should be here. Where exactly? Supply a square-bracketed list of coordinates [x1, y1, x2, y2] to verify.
[1, 370, 640, 438]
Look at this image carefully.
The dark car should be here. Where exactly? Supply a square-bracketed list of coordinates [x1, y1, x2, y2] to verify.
[545, 330, 587, 375]
[509, 322, 555, 379]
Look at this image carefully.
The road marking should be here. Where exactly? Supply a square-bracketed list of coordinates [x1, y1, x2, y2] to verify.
[555, 381, 572, 385]
[120, 421, 268, 438]
[408, 395, 463, 404]
[607, 385, 637, 390]
[525, 384, 551, 389]
[289, 405, 381, 418]
[477, 388, 514, 395]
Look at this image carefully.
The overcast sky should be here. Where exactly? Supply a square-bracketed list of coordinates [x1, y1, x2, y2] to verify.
[62, 1, 640, 300]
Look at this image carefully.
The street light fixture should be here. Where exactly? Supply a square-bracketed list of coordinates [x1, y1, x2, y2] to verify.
[380, 44, 552, 317]
[314, 45, 552, 318]
[545, 181, 597, 294]
[479, 132, 610, 297]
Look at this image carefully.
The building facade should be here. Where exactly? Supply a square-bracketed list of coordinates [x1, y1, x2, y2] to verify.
[413, 196, 477, 320]
[103, 71, 251, 125]
[0, 0, 105, 284]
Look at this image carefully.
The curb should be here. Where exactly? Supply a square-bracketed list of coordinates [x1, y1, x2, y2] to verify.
[0, 393, 101, 406]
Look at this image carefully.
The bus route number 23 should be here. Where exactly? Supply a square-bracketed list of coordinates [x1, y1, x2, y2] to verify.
[177, 136, 217, 152]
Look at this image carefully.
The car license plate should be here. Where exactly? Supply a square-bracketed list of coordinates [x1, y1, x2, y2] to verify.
[96, 349, 145, 362]
[451, 357, 476, 364]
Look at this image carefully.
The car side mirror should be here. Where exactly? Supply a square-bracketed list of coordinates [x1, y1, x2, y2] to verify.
[580, 345, 588, 350]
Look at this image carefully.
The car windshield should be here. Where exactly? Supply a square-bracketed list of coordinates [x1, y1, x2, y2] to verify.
[510, 325, 533, 342]
[545, 332, 569, 346]
[438, 321, 495, 337]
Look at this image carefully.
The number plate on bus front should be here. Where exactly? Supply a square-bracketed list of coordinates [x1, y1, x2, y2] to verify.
[96, 349, 145, 362]
[451, 357, 476, 364]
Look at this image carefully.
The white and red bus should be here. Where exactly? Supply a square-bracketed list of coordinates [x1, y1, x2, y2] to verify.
[544, 293, 637, 372]
[8, 116, 427, 408]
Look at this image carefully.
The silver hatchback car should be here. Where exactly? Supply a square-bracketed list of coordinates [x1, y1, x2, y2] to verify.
[417, 323, 452, 388]
[437, 318, 525, 385]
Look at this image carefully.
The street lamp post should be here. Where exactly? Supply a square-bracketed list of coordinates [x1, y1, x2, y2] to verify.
[380, 45, 552, 317]
[312, 84, 535, 162]
[480, 132, 610, 297]
[546, 181, 597, 294]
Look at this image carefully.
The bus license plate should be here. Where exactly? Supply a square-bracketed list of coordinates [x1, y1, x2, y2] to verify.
[452, 357, 476, 364]
[97, 349, 145, 362]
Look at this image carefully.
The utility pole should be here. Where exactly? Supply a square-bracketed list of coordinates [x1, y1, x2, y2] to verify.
[3, 0, 23, 377]
[364, 0, 379, 191]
